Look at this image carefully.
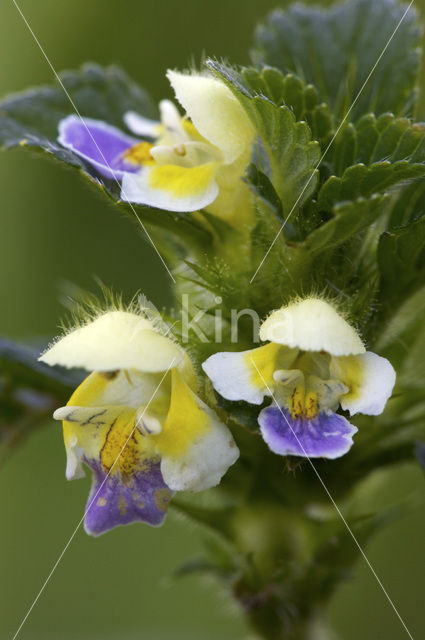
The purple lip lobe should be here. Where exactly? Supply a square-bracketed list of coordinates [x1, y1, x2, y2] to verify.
[259, 406, 358, 459]
[58, 115, 141, 179]
[84, 458, 172, 536]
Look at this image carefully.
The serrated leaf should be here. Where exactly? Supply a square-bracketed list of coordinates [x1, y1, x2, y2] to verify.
[207, 60, 321, 217]
[240, 66, 333, 145]
[318, 161, 425, 211]
[359, 115, 425, 164]
[378, 216, 425, 306]
[0, 63, 156, 173]
[327, 115, 425, 177]
[305, 194, 387, 253]
[252, 0, 421, 119]
[332, 123, 357, 175]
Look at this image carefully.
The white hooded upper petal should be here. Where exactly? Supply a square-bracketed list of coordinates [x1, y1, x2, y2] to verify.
[160, 397, 239, 492]
[167, 70, 254, 164]
[260, 298, 365, 357]
[332, 351, 396, 416]
[39, 310, 185, 372]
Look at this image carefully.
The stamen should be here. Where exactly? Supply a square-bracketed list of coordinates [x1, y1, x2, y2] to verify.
[305, 391, 319, 419]
[290, 387, 304, 419]
[288, 386, 319, 420]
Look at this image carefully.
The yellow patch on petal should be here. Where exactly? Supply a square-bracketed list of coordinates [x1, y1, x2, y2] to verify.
[332, 355, 365, 404]
[248, 342, 288, 390]
[124, 141, 155, 166]
[100, 409, 137, 475]
[67, 371, 109, 406]
[147, 162, 217, 198]
[62, 372, 109, 462]
[61, 372, 157, 479]
[154, 369, 209, 458]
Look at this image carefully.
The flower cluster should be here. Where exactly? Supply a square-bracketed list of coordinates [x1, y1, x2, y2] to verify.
[3, 0, 425, 636]
[41, 297, 395, 535]
[58, 71, 254, 222]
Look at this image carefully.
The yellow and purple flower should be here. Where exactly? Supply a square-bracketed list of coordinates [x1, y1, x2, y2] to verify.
[58, 71, 254, 220]
[203, 298, 396, 459]
[39, 310, 239, 535]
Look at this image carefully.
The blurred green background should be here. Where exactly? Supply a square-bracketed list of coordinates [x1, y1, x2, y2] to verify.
[0, 1, 424, 638]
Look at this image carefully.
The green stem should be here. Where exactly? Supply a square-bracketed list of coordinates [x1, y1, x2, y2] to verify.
[234, 587, 329, 640]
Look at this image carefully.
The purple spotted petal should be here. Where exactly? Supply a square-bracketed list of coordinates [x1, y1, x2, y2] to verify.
[58, 115, 140, 179]
[84, 458, 173, 536]
[258, 406, 357, 459]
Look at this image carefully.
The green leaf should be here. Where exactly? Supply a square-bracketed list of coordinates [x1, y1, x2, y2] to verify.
[240, 66, 333, 145]
[215, 392, 262, 433]
[207, 60, 321, 217]
[324, 114, 425, 178]
[173, 557, 232, 580]
[304, 194, 387, 253]
[400, 329, 425, 388]
[331, 123, 357, 176]
[355, 115, 425, 165]
[0, 63, 156, 176]
[376, 284, 425, 351]
[374, 286, 425, 376]
[171, 498, 234, 539]
[317, 116, 425, 209]
[252, 0, 421, 119]
[378, 216, 425, 307]
[0, 339, 79, 463]
[244, 163, 283, 219]
[317, 162, 425, 211]
[389, 177, 425, 228]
